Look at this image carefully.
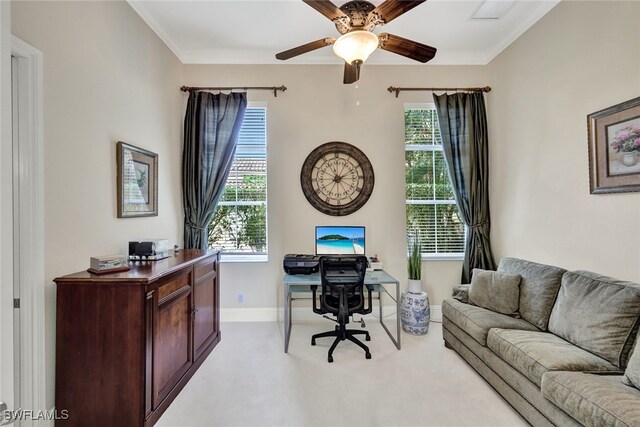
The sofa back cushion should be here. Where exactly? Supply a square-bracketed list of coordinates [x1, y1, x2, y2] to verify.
[623, 337, 640, 389]
[468, 269, 521, 316]
[497, 258, 565, 330]
[548, 270, 640, 368]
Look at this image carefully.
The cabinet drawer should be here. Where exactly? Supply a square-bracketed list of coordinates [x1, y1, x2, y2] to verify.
[194, 257, 216, 280]
[158, 272, 190, 301]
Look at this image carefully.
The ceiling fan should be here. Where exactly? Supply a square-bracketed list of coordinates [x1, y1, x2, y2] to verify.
[275, 0, 437, 84]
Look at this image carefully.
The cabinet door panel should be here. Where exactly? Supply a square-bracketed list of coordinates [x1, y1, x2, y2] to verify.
[194, 270, 216, 359]
[153, 280, 192, 408]
[145, 292, 154, 419]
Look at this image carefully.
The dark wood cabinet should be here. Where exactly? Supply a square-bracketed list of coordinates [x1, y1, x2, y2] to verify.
[54, 250, 220, 427]
[193, 256, 218, 359]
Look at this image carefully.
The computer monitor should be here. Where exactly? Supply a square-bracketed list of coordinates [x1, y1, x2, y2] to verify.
[315, 226, 365, 255]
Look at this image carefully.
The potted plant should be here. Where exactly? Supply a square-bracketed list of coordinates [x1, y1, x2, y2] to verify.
[407, 238, 422, 293]
[610, 125, 640, 167]
[402, 237, 430, 335]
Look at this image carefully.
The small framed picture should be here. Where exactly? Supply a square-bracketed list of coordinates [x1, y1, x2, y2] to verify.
[587, 96, 640, 194]
[116, 141, 158, 217]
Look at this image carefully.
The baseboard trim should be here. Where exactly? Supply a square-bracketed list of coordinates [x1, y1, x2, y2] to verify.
[221, 305, 442, 323]
[221, 308, 279, 322]
[431, 305, 442, 322]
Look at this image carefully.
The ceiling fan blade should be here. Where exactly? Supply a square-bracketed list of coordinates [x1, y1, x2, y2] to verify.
[275, 37, 336, 60]
[369, 0, 427, 25]
[378, 33, 436, 63]
[343, 61, 361, 85]
[303, 0, 349, 21]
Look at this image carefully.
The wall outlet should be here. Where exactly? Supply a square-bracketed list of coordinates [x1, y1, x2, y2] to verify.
[237, 293, 244, 304]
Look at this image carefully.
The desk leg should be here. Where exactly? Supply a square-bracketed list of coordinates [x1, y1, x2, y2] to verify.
[284, 282, 292, 353]
[378, 282, 401, 350]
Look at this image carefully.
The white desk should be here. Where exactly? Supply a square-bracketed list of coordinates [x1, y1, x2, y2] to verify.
[282, 270, 401, 353]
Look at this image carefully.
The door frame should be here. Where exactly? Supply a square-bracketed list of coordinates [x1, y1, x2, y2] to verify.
[0, 0, 14, 415]
[6, 34, 45, 423]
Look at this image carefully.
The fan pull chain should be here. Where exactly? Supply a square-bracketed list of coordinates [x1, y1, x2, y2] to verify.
[355, 83, 360, 106]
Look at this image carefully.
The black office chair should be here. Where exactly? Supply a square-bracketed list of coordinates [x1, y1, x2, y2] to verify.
[311, 255, 373, 363]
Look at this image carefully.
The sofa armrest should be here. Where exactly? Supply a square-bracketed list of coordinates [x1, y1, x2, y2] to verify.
[452, 284, 470, 303]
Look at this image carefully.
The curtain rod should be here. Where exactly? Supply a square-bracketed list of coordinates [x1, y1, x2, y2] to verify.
[180, 85, 287, 97]
[387, 86, 491, 98]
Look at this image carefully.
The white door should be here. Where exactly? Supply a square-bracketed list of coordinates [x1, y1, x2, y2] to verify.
[10, 53, 21, 426]
[2, 37, 45, 427]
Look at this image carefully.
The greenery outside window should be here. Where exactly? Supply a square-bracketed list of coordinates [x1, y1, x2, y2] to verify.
[209, 106, 267, 261]
[405, 104, 465, 259]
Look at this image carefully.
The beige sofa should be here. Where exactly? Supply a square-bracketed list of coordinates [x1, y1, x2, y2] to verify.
[442, 258, 640, 426]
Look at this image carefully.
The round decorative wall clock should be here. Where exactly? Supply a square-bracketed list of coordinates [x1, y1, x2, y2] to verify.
[300, 141, 375, 216]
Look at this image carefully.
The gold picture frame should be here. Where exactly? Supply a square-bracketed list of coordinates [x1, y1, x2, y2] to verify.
[116, 141, 158, 217]
[588, 96, 640, 194]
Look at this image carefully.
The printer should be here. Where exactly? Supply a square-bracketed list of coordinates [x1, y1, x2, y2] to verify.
[283, 254, 321, 275]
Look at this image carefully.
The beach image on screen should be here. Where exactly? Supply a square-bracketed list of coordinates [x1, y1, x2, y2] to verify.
[316, 226, 365, 255]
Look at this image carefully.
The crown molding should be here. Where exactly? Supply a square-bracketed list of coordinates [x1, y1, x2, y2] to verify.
[127, 1, 187, 63]
[129, 0, 560, 67]
[481, 0, 561, 64]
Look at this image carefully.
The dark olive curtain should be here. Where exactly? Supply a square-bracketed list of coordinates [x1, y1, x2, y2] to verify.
[182, 91, 247, 249]
[433, 92, 496, 283]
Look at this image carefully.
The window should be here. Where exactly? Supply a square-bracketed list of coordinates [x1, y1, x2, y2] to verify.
[208, 107, 267, 260]
[405, 104, 465, 258]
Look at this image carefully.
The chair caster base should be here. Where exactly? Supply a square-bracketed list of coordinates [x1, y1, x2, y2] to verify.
[328, 355, 334, 363]
[365, 352, 371, 359]
[311, 339, 316, 346]
[365, 335, 371, 341]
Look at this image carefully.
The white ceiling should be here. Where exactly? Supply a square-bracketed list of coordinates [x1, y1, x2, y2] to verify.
[128, 0, 560, 65]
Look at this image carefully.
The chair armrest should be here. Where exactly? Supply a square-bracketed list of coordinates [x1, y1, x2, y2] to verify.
[363, 284, 373, 315]
[452, 284, 470, 303]
[311, 285, 323, 314]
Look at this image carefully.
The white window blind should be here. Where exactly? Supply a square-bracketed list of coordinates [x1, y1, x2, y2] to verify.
[405, 106, 465, 256]
[208, 107, 267, 257]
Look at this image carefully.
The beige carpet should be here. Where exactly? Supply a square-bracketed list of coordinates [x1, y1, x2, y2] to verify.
[156, 321, 527, 427]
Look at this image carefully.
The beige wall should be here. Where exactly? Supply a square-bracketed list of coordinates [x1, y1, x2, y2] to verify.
[183, 64, 489, 312]
[488, 1, 640, 281]
[9, 0, 640, 413]
[11, 0, 183, 408]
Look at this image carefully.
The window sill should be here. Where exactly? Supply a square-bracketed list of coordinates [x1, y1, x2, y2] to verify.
[421, 254, 464, 261]
[220, 254, 268, 263]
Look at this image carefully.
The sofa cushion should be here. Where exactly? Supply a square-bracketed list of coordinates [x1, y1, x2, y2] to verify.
[548, 270, 640, 367]
[542, 372, 640, 427]
[487, 328, 622, 387]
[468, 269, 521, 316]
[442, 299, 538, 347]
[497, 257, 565, 331]
[443, 322, 582, 427]
[452, 284, 470, 304]
[623, 337, 640, 389]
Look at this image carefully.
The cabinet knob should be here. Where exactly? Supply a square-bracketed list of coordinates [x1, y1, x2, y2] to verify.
[191, 307, 199, 318]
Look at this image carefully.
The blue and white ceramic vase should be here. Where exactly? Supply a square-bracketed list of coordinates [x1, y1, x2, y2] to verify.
[401, 282, 430, 335]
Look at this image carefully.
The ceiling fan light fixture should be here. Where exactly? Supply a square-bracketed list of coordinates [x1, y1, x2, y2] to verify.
[333, 30, 379, 64]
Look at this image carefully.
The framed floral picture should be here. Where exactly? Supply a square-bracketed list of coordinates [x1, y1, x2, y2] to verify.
[116, 141, 158, 217]
[588, 96, 640, 194]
